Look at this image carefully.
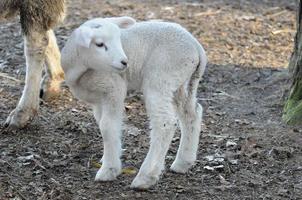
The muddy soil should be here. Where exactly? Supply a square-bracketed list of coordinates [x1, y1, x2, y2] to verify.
[0, 0, 301, 199]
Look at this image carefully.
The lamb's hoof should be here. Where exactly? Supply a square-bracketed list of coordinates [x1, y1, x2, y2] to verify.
[40, 76, 63, 101]
[95, 167, 121, 181]
[4, 107, 37, 129]
[130, 174, 158, 190]
[170, 159, 194, 173]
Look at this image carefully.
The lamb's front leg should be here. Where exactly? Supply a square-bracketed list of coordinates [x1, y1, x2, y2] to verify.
[93, 90, 126, 181]
[5, 31, 48, 128]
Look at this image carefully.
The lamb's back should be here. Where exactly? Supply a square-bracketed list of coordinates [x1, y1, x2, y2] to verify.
[121, 21, 201, 91]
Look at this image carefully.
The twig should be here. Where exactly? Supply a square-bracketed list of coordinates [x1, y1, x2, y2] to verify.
[40, 114, 50, 123]
[194, 9, 221, 17]
[213, 91, 240, 100]
[0, 72, 22, 83]
[267, 10, 288, 18]
[272, 29, 295, 35]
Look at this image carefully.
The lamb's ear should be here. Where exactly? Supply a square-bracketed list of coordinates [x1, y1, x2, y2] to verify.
[107, 16, 136, 29]
[74, 26, 93, 48]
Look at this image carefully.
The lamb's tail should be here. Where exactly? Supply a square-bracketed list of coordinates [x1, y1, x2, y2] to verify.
[0, 0, 20, 21]
[187, 43, 207, 99]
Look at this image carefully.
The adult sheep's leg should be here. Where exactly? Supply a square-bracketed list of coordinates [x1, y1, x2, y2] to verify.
[40, 30, 64, 100]
[170, 85, 203, 173]
[131, 89, 177, 189]
[5, 31, 48, 128]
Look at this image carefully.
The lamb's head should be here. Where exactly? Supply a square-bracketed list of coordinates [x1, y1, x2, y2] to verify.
[72, 16, 136, 71]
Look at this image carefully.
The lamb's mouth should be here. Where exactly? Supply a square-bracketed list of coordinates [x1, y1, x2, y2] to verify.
[111, 65, 128, 71]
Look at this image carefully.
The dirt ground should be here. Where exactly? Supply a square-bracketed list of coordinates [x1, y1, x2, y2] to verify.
[0, 0, 302, 199]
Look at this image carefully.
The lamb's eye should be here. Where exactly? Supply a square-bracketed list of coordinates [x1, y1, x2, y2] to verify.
[96, 42, 104, 48]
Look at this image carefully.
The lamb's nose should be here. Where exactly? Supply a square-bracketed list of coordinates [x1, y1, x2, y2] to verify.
[121, 60, 128, 67]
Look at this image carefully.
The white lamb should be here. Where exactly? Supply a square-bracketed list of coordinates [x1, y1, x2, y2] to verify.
[61, 16, 207, 189]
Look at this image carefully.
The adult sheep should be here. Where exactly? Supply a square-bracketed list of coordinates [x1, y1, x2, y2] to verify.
[1, 0, 66, 128]
[61, 16, 207, 189]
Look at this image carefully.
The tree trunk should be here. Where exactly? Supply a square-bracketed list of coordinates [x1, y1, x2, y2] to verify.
[283, 0, 302, 124]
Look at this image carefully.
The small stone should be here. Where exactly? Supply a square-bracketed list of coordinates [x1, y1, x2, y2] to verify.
[71, 108, 80, 113]
[176, 185, 185, 193]
[121, 193, 128, 198]
[166, 155, 174, 160]
[214, 157, 224, 163]
[204, 155, 214, 162]
[125, 125, 140, 136]
[226, 141, 237, 148]
[81, 127, 88, 134]
[229, 159, 238, 165]
[204, 166, 214, 171]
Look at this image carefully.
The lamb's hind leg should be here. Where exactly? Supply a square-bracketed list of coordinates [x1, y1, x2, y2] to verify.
[5, 31, 48, 128]
[40, 30, 64, 100]
[131, 90, 177, 189]
[170, 85, 203, 173]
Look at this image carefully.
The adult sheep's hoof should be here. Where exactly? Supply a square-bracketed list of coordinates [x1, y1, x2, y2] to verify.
[39, 74, 63, 100]
[4, 107, 37, 129]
